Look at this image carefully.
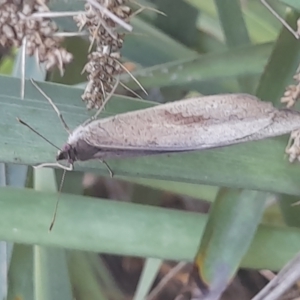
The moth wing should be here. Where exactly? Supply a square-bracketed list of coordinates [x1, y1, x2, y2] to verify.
[83, 94, 276, 151]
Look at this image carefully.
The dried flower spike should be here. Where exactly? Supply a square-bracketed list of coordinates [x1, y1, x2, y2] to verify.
[75, 0, 133, 110]
[0, 0, 73, 75]
[282, 63, 300, 161]
[286, 129, 300, 162]
[281, 67, 300, 108]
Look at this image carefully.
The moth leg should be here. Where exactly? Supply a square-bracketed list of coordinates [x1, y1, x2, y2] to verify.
[99, 160, 113, 178]
[34, 162, 74, 171]
[30, 79, 71, 134]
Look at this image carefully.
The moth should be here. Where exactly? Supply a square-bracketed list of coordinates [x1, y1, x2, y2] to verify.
[19, 80, 300, 230]
[20, 80, 300, 173]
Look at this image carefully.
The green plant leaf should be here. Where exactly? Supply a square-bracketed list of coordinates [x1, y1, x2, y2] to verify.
[122, 43, 271, 90]
[280, 0, 300, 11]
[0, 186, 299, 271]
[67, 252, 110, 300]
[7, 245, 34, 300]
[215, 0, 256, 93]
[5, 45, 47, 300]
[133, 258, 162, 300]
[194, 190, 267, 295]
[123, 177, 218, 202]
[1, 76, 300, 196]
[123, 17, 197, 66]
[186, 0, 282, 42]
[33, 164, 72, 300]
[34, 247, 73, 300]
[151, 0, 199, 48]
[256, 9, 300, 229]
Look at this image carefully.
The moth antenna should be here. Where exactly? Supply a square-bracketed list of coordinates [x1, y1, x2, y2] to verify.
[100, 160, 113, 177]
[129, 0, 167, 18]
[21, 37, 26, 100]
[30, 79, 71, 134]
[114, 59, 148, 96]
[49, 169, 67, 231]
[17, 117, 61, 150]
[85, 77, 120, 123]
[119, 81, 143, 100]
[260, 0, 300, 39]
[86, 0, 132, 32]
[34, 162, 74, 171]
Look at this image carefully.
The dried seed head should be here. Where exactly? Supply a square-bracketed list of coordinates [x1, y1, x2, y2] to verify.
[82, 50, 122, 109]
[281, 66, 300, 108]
[282, 62, 300, 162]
[0, 0, 73, 74]
[76, 0, 133, 109]
[286, 130, 300, 162]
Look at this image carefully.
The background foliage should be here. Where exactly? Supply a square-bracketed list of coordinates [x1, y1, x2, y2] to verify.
[1, 0, 300, 299]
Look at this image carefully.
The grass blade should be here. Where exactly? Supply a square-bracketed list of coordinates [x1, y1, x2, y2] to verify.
[0, 186, 299, 270]
[133, 258, 162, 300]
[193, 190, 267, 297]
[2, 76, 300, 195]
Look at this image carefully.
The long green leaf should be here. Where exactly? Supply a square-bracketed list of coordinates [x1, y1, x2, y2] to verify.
[186, 0, 282, 42]
[5, 45, 47, 300]
[0, 186, 299, 271]
[257, 9, 300, 228]
[33, 168, 73, 300]
[133, 258, 162, 300]
[67, 252, 109, 300]
[194, 190, 267, 295]
[0, 242, 7, 300]
[1, 76, 300, 196]
[34, 247, 73, 300]
[280, 0, 300, 11]
[122, 43, 271, 90]
[7, 245, 34, 300]
[215, 0, 255, 93]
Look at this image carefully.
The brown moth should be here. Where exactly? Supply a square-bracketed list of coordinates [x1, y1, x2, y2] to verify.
[22, 80, 300, 172]
[19, 81, 300, 230]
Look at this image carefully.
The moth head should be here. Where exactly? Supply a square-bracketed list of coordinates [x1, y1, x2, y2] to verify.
[56, 143, 77, 164]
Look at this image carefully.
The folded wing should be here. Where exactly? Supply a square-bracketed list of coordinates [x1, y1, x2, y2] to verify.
[82, 94, 282, 151]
